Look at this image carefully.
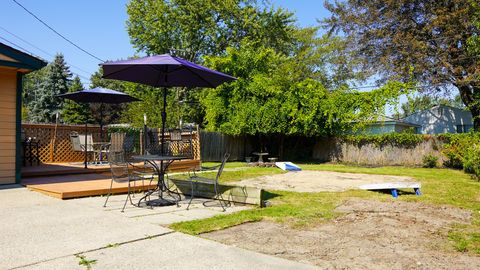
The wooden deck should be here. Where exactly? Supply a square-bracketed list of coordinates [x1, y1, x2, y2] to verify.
[22, 162, 110, 178]
[21, 159, 201, 177]
[22, 173, 157, 199]
[21, 159, 201, 199]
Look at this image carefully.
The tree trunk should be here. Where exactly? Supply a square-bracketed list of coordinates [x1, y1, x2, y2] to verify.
[278, 134, 285, 161]
[471, 106, 480, 131]
[458, 85, 480, 130]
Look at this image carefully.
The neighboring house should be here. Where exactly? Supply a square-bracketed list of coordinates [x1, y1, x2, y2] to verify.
[0, 42, 46, 185]
[347, 116, 420, 135]
[403, 105, 473, 134]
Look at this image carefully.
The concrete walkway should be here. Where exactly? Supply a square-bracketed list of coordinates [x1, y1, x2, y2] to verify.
[0, 185, 318, 270]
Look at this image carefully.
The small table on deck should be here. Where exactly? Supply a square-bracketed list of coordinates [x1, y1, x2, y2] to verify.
[92, 142, 110, 164]
[132, 155, 188, 206]
[252, 152, 269, 163]
[22, 139, 40, 166]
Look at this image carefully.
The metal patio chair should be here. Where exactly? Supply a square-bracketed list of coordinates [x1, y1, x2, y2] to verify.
[70, 132, 95, 159]
[186, 153, 230, 211]
[103, 151, 154, 212]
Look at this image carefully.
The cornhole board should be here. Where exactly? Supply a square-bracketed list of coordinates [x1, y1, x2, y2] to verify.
[359, 182, 421, 198]
[275, 162, 301, 171]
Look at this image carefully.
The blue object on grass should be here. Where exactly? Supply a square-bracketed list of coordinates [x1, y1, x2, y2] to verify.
[275, 162, 301, 171]
[391, 189, 398, 198]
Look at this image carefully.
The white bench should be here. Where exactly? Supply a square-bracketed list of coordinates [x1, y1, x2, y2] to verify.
[359, 182, 421, 198]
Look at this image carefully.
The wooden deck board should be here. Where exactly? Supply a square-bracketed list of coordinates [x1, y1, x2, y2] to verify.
[23, 173, 157, 199]
[21, 159, 201, 177]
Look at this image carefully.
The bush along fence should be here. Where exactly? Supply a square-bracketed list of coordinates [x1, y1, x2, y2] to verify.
[313, 133, 444, 167]
[313, 132, 480, 179]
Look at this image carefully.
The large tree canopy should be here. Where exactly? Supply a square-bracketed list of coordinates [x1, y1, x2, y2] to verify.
[126, 0, 296, 61]
[324, 0, 480, 128]
[203, 38, 410, 137]
[123, 0, 300, 128]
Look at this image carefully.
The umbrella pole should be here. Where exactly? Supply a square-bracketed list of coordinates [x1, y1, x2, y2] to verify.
[160, 88, 167, 155]
[84, 113, 88, 169]
[100, 103, 104, 141]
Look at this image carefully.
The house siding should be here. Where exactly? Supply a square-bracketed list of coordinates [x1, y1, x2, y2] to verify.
[0, 68, 17, 184]
[404, 106, 473, 134]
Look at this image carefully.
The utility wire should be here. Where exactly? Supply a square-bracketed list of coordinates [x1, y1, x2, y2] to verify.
[0, 35, 91, 84]
[12, 0, 105, 62]
[0, 26, 92, 76]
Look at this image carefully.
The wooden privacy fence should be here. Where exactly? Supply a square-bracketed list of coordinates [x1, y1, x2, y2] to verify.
[22, 123, 200, 164]
[200, 131, 252, 162]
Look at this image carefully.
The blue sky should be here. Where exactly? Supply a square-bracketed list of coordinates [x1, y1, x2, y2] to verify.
[1, 1, 407, 115]
[0, 0, 329, 86]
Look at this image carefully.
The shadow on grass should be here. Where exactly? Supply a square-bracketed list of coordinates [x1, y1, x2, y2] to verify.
[368, 189, 417, 197]
[262, 190, 282, 201]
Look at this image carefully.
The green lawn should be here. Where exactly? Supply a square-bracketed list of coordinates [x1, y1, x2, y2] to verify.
[169, 163, 480, 254]
[173, 162, 285, 182]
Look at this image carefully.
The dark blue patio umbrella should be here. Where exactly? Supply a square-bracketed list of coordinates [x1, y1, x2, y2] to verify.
[101, 54, 236, 155]
[58, 87, 140, 168]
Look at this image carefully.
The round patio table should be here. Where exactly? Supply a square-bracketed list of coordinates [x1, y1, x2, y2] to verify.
[252, 152, 269, 163]
[132, 155, 188, 206]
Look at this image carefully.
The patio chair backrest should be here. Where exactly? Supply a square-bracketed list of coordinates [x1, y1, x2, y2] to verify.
[146, 129, 170, 155]
[70, 132, 83, 152]
[170, 129, 182, 141]
[123, 133, 136, 153]
[215, 153, 230, 182]
[108, 151, 129, 182]
[109, 132, 125, 153]
[77, 134, 94, 152]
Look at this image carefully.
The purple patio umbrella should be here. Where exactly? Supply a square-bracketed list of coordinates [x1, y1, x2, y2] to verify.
[101, 54, 236, 155]
[58, 87, 140, 168]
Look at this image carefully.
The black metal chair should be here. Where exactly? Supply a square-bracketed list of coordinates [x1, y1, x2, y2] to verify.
[103, 151, 154, 212]
[187, 153, 230, 211]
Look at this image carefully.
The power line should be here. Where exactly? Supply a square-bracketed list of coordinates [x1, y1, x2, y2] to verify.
[0, 26, 92, 76]
[0, 35, 41, 59]
[0, 35, 91, 84]
[12, 0, 105, 62]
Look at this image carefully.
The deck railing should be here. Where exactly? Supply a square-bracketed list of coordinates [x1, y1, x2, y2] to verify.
[21, 123, 200, 164]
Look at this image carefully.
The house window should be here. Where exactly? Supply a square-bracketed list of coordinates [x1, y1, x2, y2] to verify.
[456, 125, 473, 133]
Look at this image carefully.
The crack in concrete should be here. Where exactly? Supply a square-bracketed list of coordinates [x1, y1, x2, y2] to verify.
[9, 231, 175, 270]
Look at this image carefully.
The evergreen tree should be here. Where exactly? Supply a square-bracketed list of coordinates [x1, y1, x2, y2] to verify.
[62, 76, 93, 124]
[28, 53, 71, 123]
[22, 67, 47, 121]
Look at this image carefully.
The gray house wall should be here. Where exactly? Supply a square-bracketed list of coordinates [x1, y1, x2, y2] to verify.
[403, 105, 473, 134]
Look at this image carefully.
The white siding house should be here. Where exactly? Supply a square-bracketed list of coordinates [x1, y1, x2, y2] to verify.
[403, 105, 473, 134]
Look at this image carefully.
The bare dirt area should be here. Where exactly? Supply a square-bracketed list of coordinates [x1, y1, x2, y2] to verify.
[232, 170, 413, 192]
[204, 199, 480, 270]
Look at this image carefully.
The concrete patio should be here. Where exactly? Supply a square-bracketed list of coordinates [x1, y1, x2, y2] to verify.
[0, 185, 318, 270]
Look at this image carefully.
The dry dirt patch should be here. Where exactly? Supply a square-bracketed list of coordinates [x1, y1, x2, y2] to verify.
[204, 199, 480, 270]
[232, 170, 413, 192]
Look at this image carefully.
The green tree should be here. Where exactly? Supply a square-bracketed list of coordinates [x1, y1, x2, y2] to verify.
[28, 54, 71, 123]
[62, 76, 93, 124]
[126, 0, 295, 61]
[203, 39, 409, 136]
[22, 67, 47, 121]
[125, 0, 300, 127]
[324, 0, 480, 129]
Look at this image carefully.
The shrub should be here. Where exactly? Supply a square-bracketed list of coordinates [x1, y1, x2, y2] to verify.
[441, 132, 480, 179]
[422, 154, 438, 168]
[462, 145, 480, 179]
[341, 132, 426, 148]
